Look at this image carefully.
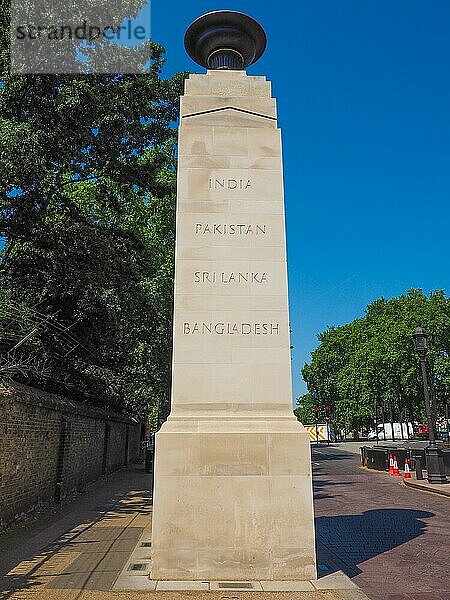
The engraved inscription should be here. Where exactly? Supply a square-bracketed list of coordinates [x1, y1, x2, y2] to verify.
[209, 178, 252, 190]
[183, 322, 280, 335]
[195, 223, 266, 235]
[194, 271, 267, 284]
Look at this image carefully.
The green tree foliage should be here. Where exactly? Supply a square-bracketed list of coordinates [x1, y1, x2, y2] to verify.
[297, 290, 450, 432]
[0, 2, 187, 417]
[293, 392, 316, 425]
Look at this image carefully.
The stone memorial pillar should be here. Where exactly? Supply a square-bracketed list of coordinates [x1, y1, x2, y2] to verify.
[151, 11, 316, 582]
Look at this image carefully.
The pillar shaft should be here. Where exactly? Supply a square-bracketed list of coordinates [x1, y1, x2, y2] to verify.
[151, 70, 316, 581]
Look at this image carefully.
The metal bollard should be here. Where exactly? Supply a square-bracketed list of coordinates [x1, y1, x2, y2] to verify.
[415, 455, 424, 480]
[145, 447, 154, 473]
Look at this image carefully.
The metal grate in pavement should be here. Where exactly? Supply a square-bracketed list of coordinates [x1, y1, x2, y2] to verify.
[127, 562, 149, 572]
[218, 582, 254, 589]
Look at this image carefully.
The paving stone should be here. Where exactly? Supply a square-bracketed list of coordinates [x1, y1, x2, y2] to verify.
[260, 581, 315, 591]
[337, 590, 374, 600]
[156, 580, 210, 590]
[46, 569, 120, 591]
[312, 573, 358, 591]
[127, 549, 152, 561]
[112, 575, 157, 590]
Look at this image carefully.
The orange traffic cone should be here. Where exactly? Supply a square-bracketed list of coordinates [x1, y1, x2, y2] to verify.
[389, 454, 394, 475]
[403, 457, 412, 479]
[392, 455, 400, 476]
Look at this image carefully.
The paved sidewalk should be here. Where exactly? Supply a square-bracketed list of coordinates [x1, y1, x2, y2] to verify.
[0, 464, 371, 600]
[0, 466, 152, 599]
[403, 476, 450, 497]
[313, 446, 450, 600]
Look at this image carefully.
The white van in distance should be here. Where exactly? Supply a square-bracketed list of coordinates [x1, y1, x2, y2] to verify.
[367, 422, 414, 441]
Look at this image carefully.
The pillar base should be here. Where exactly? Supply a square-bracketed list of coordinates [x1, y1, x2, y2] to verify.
[150, 416, 316, 581]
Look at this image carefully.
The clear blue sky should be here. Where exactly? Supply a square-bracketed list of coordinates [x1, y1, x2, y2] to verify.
[151, 0, 450, 401]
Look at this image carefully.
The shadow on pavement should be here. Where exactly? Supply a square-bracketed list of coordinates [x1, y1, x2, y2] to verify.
[312, 449, 357, 461]
[313, 478, 358, 500]
[315, 508, 434, 578]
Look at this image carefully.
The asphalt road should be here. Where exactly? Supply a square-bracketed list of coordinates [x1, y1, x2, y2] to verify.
[312, 444, 450, 600]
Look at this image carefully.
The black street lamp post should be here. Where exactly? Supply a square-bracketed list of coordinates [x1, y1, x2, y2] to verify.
[313, 405, 319, 446]
[412, 327, 448, 484]
[325, 405, 331, 446]
[374, 399, 379, 444]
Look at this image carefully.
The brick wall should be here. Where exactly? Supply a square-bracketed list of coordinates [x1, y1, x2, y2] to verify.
[0, 383, 142, 531]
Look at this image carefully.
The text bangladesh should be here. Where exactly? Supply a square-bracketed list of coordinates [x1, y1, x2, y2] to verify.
[183, 322, 280, 335]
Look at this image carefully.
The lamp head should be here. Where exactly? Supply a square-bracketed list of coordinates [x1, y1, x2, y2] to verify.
[412, 327, 428, 354]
